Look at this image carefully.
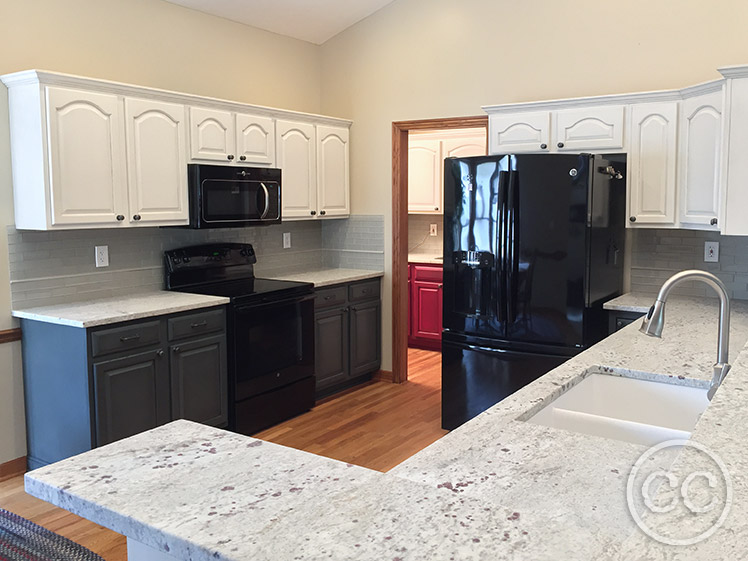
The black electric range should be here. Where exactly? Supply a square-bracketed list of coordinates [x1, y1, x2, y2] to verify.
[165, 243, 315, 435]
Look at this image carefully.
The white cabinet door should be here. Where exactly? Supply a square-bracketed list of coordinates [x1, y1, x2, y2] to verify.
[489, 111, 550, 154]
[125, 98, 189, 225]
[553, 105, 625, 151]
[46, 87, 128, 226]
[316, 125, 349, 218]
[408, 139, 442, 213]
[189, 107, 235, 163]
[628, 102, 679, 226]
[442, 134, 487, 159]
[679, 91, 722, 230]
[277, 119, 317, 219]
[235, 113, 275, 166]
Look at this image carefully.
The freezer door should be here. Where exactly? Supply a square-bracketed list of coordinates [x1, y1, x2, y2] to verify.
[504, 154, 589, 347]
[443, 156, 507, 339]
[441, 339, 571, 430]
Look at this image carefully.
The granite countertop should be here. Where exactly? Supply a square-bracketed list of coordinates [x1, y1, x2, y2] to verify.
[24, 297, 748, 559]
[262, 268, 383, 288]
[11, 291, 230, 328]
[408, 253, 443, 265]
[604, 292, 662, 313]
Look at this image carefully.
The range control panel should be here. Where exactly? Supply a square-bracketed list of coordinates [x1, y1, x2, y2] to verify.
[164, 243, 257, 273]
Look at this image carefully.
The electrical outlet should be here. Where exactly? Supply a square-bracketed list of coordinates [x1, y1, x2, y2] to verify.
[705, 241, 719, 263]
[95, 245, 109, 268]
[429, 223, 438, 236]
[283, 232, 292, 249]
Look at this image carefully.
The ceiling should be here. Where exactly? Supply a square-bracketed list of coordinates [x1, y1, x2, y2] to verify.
[162, 0, 397, 44]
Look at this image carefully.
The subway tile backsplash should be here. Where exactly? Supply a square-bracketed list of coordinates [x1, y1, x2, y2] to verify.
[8, 215, 384, 308]
[629, 229, 748, 299]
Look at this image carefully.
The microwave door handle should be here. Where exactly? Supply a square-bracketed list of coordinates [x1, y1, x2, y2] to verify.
[259, 183, 270, 219]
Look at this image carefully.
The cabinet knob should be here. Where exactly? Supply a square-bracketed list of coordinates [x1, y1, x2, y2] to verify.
[116, 214, 125, 221]
[434, 207, 439, 211]
[540, 143, 548, 150]
[711, 217, 718, 226]
[311, 210, 317, 216]
[340, 307, 348, 313]
[133, 214, 142, 221]
[227, 154, 235, 161]
[239, 155, 247, 161]
[173, 346, 180, 353]
[320, 210, 326, 216]
[156, 349, 164, 357]
[557, 142, 565, 148]
[438, 284, 443, 289]
[629, 216, 637, 223]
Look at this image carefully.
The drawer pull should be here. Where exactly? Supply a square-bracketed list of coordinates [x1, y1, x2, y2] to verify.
[361, 288, 370, 294]
[190, 321, 208, 328]
[119, 334, 141, 343]
[324, 295, 334, 301]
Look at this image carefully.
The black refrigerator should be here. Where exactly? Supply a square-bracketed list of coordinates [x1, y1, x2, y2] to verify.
[441, 153, 626, 430]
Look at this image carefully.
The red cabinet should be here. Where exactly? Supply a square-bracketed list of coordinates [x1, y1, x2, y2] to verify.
[408, 263, 443, 351]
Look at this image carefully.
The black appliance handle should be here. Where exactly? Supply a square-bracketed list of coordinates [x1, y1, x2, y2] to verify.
[497, 169, 509, 325]
[259, 182, 270, 219]
[506, 168, 519, 325]
[234, 293, 314, 313]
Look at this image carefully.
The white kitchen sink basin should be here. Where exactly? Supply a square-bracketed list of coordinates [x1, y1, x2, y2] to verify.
[526, 372, 710, 447]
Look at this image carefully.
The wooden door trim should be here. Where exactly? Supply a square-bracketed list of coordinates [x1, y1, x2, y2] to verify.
[0, 328, 22, 344]
[391, 116, 488, 383]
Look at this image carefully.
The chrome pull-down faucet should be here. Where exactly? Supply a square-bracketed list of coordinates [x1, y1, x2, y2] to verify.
[639, 270, 731, 400]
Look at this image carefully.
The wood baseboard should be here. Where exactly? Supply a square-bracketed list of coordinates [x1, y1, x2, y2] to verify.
[0, 456, 27, 482]
[372, 370, 395, 383]
[0, 328, 22, 345]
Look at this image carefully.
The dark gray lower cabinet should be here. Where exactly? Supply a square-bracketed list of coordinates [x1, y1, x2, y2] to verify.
[314, 278, 381, 396]
[93, 348, 170, 446]
[169, 334, 228, 427]
[21, 305, 227, 469]
[608, 310, 644, 334]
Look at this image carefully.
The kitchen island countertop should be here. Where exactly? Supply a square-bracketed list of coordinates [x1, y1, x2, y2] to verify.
[24, 296, 748, 559]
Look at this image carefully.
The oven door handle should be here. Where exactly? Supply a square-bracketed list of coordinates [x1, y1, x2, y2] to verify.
[233, 293, 314, 313]
[259, 182, 270, 219]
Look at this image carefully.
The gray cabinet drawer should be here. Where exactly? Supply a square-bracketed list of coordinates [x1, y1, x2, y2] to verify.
[168, 308, 225, 341]
[349, 279, 380, 303]
[91, 321, 161, 358]
[315, 286, 347, 309]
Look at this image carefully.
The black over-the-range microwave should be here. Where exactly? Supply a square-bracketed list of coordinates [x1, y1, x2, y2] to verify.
[187, 163, 282, 228]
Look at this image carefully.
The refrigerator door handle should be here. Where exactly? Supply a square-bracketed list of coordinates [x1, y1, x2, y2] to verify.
[506, 169, 518, 324]
[497, 170, 509, 324]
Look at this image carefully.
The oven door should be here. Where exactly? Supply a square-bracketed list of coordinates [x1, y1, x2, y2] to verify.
[197, 178, 281, 226]
[231, 295, 314, 401]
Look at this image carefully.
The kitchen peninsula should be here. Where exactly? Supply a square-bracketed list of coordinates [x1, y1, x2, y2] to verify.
[23, 295, 748, 560]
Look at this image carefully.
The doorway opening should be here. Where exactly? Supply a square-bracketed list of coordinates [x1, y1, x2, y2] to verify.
[391, 116, 488, 383]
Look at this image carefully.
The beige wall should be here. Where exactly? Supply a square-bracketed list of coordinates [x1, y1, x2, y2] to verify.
[319, 0, 748, 373]
[0, 0, 323, 463]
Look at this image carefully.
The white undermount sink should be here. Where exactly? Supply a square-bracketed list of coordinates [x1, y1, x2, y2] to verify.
[526, 370, 710, 447]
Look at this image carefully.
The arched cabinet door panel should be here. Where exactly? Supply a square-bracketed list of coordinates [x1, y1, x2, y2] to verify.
[277, 119, 317, 219]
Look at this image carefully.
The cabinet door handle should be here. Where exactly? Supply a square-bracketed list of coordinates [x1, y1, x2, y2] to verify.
[340, 308, 349, 313]
[190, 321, 208, 329]
[173, 346, 180, 353]
[239, 155, 247, 161]
[361, 288, 370, 294]
[119, 334, 140, 342]
[320, 210, 326, 216]
[116, 214, 125, 221]
[629, 216, 637, 223]
[557, 142, 565, 148]
[324, 295, 334, 300]
[540, 143, 548, 150]
[351, 307, 357, 311]
[438, 284, 443, 288]
[711, 217, 718, 226]
[133, 214, 142, 221]
[227, 154, 235, 161]
[311, 210, 317, 216]
[156, 349, 164, 357]
[434, 207, 439, 211]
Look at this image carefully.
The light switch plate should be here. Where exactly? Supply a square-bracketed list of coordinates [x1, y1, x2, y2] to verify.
[283, 232, 291, 249]
[95, 245, 109, 268]
[704, 241, 719, 263]
[429, 223, 438, 236]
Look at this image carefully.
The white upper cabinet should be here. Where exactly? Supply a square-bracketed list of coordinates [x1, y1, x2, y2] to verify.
[678, 89, 723, 230]
[46, 87, 128, 227]
[628, 102, 679, 226]
[408, 131, 486, 214]
[316, 125, 350, 218]
[1, 70, 351, 229]
[189, 108, 275, 166]
[488, 106, 624, 154]
[408, 138, 442, 213]
[125, 98, 189, 225]
[277, 119, 317, 219]
[235, 113, 275, 166]
[553, 106, 625, 151]
[489, 111, 550, 153]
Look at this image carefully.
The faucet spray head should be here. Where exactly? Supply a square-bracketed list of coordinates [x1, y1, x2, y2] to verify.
[640, 300, 666, 338]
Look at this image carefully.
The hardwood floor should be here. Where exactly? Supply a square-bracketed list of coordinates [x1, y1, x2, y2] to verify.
[0, 348, 443, 560]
